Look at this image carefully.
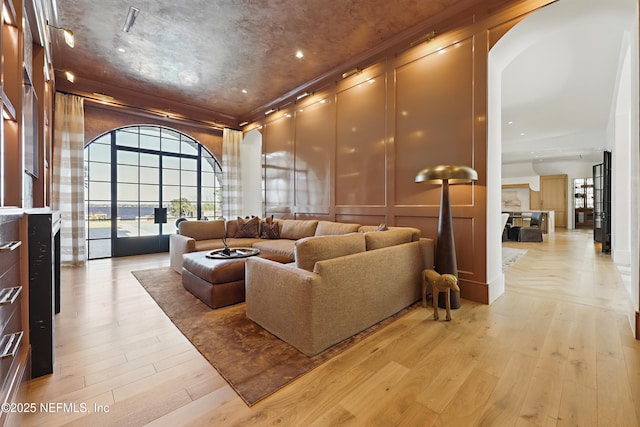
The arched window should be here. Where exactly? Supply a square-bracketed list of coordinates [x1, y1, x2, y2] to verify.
[84, 125, 222, 259]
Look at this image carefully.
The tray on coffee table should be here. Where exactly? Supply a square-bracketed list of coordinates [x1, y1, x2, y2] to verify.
[206, 247, 260, 259]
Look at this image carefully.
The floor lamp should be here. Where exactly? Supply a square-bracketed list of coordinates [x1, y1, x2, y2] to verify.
[415, 165, 478, 309]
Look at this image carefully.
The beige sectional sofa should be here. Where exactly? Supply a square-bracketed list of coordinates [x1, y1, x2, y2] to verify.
[169, 217, 434, 356]
[169, 217, 420, 273]
[246, 234, 434, 356]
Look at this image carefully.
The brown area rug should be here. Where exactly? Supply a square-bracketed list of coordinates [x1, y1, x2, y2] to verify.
[131, 267, 418, 406]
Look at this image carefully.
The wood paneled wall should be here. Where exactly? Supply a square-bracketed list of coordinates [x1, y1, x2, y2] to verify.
[83, 103, 223, 158]
[253, 0, 553, 303]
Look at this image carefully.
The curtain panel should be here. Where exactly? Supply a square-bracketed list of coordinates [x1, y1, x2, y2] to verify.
[52, 93, 86, 266]
[222, 128, 243, 219]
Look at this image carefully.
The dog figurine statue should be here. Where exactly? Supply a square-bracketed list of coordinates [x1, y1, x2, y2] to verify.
[422, 269, 460, 321]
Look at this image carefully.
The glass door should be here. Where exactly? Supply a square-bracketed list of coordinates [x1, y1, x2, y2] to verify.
[85, 125, 223, 260]
[593, 162, 603, 243]
[113, 148, 167, 257]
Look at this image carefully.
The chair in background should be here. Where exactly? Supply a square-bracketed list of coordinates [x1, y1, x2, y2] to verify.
[501, 213, 510, 241]
[518, 212, 543, 242]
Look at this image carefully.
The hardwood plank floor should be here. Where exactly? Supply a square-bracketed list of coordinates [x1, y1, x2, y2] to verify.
[21, 229, 640, 426]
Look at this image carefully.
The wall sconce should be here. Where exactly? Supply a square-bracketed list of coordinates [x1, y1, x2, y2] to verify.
[47, 22, 75, 48]
[1, 92, 16, 121]
[410, 31, 437, 47]
[341, 67, 362, 79]
[415, 164, 478, 309]
[238, 121, 249, 127]
[64, 71, 75, 83]
[296, 91, 313, 101]
[2, 0, 16, 26]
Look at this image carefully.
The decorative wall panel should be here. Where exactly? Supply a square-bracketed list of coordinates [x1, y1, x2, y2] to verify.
[294, 97, 333, 214]
[395, 38, 474, 207]
[263, 114, 294, 213]
[335, 75, 386, 207]
[252, 1, 553, 303]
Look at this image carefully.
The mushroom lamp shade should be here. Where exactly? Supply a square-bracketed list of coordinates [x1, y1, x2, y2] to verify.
[415, 164, 478, 309]
[415, 164, 478, 184]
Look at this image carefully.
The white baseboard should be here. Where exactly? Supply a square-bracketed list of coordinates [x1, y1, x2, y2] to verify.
[487, 273, 505, 304]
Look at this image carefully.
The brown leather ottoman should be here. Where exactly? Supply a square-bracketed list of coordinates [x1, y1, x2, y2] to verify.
[181, 251, 291, 308]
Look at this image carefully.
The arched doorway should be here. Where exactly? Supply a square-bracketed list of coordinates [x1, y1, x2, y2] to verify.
[487, 0, 639, 333]
[84, 125, 222, 259]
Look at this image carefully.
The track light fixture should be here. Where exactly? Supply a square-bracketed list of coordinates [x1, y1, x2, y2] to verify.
[46, 22, 74, 48]
[123, 6, 140, 33]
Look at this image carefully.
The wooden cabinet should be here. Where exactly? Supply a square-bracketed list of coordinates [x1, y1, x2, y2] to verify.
[540, 174, 568, 228]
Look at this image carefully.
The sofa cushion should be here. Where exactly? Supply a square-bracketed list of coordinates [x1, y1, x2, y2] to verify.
[314, 221, 362, 236]
[179, 220, 226, 241]
[260, 215, 281, 239]
[252, 239, 296, 261]
[280, 219, 319, 240]
[234, 216, 261, 238]
[364, 229, 413, 250]
[294, 233, 366, 272]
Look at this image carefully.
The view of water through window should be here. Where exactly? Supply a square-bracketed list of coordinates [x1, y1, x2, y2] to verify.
[84, 125, 222, 259]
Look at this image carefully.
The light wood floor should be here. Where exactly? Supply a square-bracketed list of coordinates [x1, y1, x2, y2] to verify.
[22, 229, 640, 426]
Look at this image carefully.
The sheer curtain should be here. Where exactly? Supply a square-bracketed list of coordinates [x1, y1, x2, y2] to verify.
[52, 93, 86, 266]
[222, 128, 243, 219]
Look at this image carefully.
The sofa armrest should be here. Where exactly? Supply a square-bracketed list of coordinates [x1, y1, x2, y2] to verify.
[245, 257, 320, 353]
[170, 234, 196, 273]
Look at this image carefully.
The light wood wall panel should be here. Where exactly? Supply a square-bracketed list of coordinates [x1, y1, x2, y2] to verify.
[254, 0, 554, 303]
[335, 74, 386, 207]
[395, 37, 475, 207]
[294, 97, 334, 214]
[263, 114, 294, 214]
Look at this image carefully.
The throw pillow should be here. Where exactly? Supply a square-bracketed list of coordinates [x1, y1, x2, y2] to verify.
[260, 216, 280, 239]
[377, 223, 388, 231]
[235, 216, 260, 238]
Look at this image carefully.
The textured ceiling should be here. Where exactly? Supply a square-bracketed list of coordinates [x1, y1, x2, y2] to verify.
[51, 0, 477, 124]
[49, 0, 635, 167]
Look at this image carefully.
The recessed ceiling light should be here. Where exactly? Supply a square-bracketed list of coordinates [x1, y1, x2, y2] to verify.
[65, 71, 75, 83]
[241, 89, 248, 94]
[520, 133, 525, 136]
[295, 50, 304, 59]
[117, 47, 126, 53]
[508, 121, 513, 125]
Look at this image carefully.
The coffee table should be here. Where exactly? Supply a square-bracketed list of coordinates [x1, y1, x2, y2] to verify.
[181, 250, 290, 308]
